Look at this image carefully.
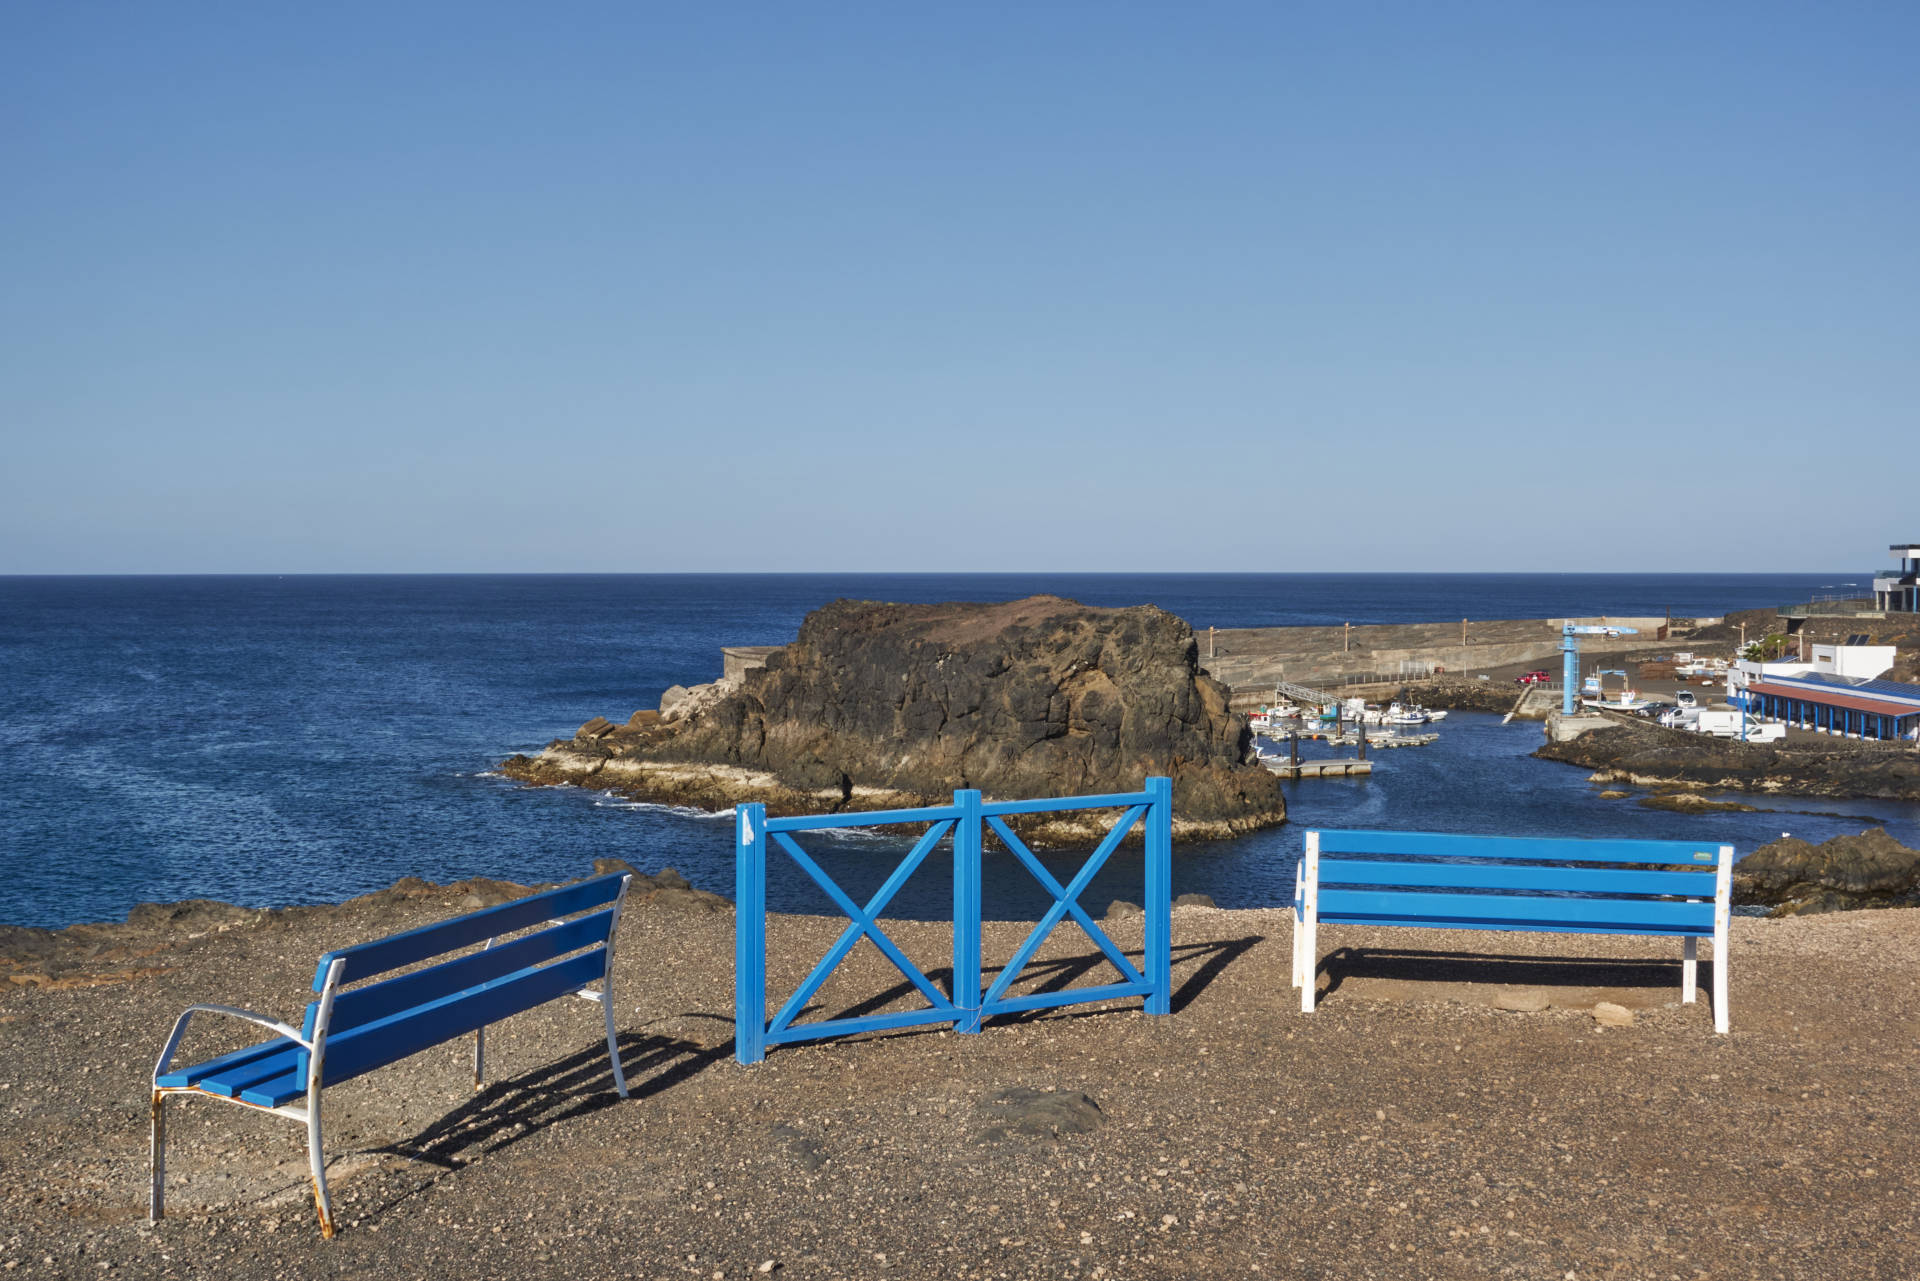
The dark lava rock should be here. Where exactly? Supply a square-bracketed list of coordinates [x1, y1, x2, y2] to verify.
[770, 1122, 828, 1171]
[577, 596, 1286, 837]
[1174, 892, 1218, 908]
[976, 1088, 1105, 1143]
[1104, 900, 1144, 920]
[1735, 828, 1920, 916]
[1536, 716, 1920, 801]
[0, 925, 59, 964]
[124, 899, 263, 931]
[1638, 792, 1757, 813]
[593, 860, 729, 912]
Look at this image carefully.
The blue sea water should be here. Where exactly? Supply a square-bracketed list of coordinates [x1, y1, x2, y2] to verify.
[3, 573, 1915, 931]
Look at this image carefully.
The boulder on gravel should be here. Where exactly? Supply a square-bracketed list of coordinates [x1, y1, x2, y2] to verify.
[977, 1088, 1105, 1142]
[1735, 828, 1920, 916]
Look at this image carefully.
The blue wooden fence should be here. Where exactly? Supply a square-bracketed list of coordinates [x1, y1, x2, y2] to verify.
[734, 777, 1173, 1064]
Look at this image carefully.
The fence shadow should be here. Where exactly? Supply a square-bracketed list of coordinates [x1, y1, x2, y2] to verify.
[1316, 945, 1689, 1000]
[786, 933, 1265, 1031]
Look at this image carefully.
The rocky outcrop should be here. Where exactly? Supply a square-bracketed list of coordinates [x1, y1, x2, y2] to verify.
[1735, 829, 1920, 916]
[0, 864, 724, 979]
[502, 596, 1286, 842]
[1535, 716, 1920, 801]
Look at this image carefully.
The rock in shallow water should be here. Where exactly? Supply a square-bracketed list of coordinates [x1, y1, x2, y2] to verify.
[513, 595, 1288, 840]
[1735, 828, 1920, 916]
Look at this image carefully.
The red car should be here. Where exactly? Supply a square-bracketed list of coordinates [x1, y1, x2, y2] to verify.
[1517, 670, 1552, 685]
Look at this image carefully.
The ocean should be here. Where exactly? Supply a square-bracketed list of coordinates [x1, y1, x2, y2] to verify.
[4, 572, 1915, 931]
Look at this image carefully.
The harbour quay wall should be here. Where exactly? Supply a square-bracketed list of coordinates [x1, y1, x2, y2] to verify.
[1204, 617, 1699, 707]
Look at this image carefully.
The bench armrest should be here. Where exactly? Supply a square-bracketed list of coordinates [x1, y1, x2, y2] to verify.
[153, 1004, 314, 1085]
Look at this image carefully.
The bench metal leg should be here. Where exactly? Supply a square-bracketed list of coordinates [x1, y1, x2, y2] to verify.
[1712, 844, 1732, 1034]
[602, 985, 628, 1099]
[307, 1093, 334, 1239]
[1290, 865, 1304, 988]
[1299, 919, 1316, 1013]
[1299, 835, 1319, 1013]
[1712, 935, 1729, 1035]
[149, 1091, 166, 1222]
[1682, 936, 1698, 1004]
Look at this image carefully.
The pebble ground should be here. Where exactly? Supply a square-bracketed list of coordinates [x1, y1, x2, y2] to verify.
[3, 876, 1916, 1280]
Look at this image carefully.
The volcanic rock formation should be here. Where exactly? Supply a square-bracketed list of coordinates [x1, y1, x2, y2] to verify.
[501, 596, 1286, 841]
[1735, 828, 1920, 916]
[1535, 715, 1920, 802]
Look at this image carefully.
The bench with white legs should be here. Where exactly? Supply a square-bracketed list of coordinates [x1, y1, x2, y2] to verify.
[151, 872, 632, 1236]
[1292, 831, 1733, 1033]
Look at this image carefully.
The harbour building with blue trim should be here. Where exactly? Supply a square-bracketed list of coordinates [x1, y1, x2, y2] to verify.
[1874, 544, 1920, 614]
[1740, 671, 1920, 742]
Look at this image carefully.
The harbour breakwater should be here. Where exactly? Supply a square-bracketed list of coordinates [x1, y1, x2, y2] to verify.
[502, 596, 1287, 843]
[1204, 616, 1700, 705]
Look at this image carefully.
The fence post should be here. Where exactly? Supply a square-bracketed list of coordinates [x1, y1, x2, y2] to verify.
[953, 788, 983, 1034]
[1144, 775, 1173, 1015]
[734, 803, 768, 1065]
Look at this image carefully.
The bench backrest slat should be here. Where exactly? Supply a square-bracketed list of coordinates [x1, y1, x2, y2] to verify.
[1319, 888, 1715, 933]
[1318, 859, 1713, 898]
[307, 907, 617, 1038]
[317, 950, 607, 1086]
[1316, 829, 1723, 867]
[311, 873, 628, 990]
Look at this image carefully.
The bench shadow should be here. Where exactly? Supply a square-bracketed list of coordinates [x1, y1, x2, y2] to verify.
[1317, 945, 1690, 1000]
[374, 1029, 727, 1171]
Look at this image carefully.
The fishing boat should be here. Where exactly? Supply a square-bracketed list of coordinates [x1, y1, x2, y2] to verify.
[1248, 704, 1304, 732]
[1579, 670, 1651, 712]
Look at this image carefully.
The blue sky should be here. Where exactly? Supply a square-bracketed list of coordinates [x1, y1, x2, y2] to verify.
[3, 4, 1914, 573]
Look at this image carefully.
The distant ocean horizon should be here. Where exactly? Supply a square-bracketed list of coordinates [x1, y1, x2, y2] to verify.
[4, 571, 1913, 931]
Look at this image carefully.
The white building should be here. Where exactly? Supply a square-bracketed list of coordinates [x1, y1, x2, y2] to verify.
[1807, 643, 1894, 680]
[1873, 543, 1920, 613]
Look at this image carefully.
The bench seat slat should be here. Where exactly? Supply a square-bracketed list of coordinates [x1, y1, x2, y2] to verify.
[312, 873, 627, 989]
[318, 908, 616, 1036]
[155, 1039, 300, 1092]
[1311, 915, 1714, 938]
[193, 1044, 307, 1101]
[1318, 859, 1714, 898]
[167, 951, 608, 1109]
[1319, 888, 1714, 932]
[1316, 830, 1723, 867]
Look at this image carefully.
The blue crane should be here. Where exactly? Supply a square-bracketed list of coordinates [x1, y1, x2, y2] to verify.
[1562, 623, 1639, 715]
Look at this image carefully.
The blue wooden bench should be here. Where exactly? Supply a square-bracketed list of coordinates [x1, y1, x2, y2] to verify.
[1292, 830, 1733, 1033]
[150, 871, 633, 1236]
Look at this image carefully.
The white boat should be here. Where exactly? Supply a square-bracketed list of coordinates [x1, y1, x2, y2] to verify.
[1342, 697, 1391, 725]
[1384, 702, 1430, 725]
[1581, 696, 1652, 712]
[1248, 704, 1303, 732]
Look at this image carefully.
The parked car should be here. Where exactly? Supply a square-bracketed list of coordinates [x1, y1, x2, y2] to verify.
[1636, 701, 1675, 719]
[1674, 690, 1697, 708]
[1517, 670, 1552, 685]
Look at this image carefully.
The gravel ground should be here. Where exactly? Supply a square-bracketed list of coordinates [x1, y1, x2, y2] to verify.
[3, 875, 1917, 1280]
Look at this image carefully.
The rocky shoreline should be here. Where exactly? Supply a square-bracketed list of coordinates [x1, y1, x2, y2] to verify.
[4, 863, 1917, 1279]
[505, 597, 1287, 844]
[1534, 713, 1920, 801]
